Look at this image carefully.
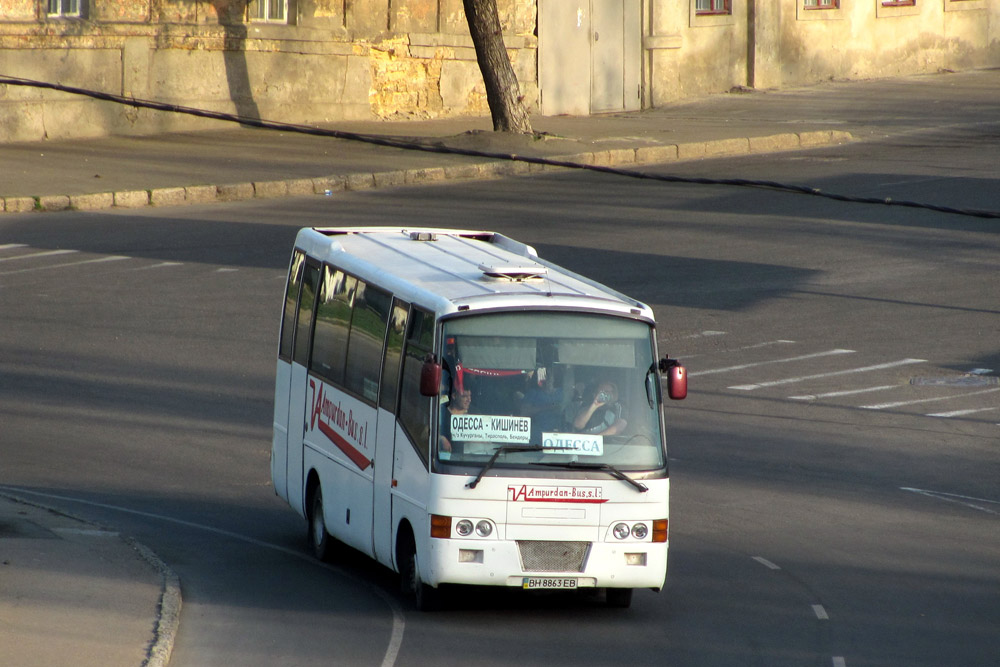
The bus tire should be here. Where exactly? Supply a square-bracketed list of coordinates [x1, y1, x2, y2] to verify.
[606, 588, 633, 608]
[307, 484, 334, 562]
[400, 536, 442, 611]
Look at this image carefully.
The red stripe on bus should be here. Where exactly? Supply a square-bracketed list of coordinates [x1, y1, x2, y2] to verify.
[317, 420, 372, 471]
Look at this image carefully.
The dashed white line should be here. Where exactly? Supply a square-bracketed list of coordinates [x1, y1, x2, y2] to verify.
[669, 338, 792, 361]
[0, 255, 129, 276]
[0, 243, 28, 251]
[927, 406, 999, 418]
[134, 261, 184, 271]
[752, 556, 781, 570]
[832, 657, 847, 667]
[692, 349, 854, 377]
[681, 330, 728, 339]
[862, 386, 1000, 410]
[812, 604, 829, 620]
[730, 358, 926, 391]
[736, 339, 796, 349]
[901, 487, 1000, 515]
[0, 248, 77, 263]
[789, 384, 899, 401]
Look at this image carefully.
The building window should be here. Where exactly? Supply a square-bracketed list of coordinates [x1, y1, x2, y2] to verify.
[799, 0, 843, 19]
[47, 0, 80, 16]
[249, 0, 287, 21]
[695, 0, 731, 15]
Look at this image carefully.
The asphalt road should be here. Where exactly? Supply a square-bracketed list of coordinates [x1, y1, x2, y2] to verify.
[2, 125, 998, 666]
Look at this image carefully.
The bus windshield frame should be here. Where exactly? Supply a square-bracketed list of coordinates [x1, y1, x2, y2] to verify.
[433, 310, 667, 475]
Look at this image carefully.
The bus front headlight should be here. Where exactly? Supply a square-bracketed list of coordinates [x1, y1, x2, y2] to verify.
[455, 519, 474, 537]
[613, 522, 631, 540]
[475, 520, 493, 537]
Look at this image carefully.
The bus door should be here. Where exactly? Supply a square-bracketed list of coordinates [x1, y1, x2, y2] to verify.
[372, 299, 409, 566]
[273, 251, 305, 502]
[287, 259, 320, 517]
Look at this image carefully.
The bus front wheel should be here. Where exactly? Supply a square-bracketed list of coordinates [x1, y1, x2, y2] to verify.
[400, 538, 441, 611]
[307, 485, 334, 562]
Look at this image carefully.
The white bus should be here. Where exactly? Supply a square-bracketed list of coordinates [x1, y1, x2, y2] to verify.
[271, 227, 687, 609]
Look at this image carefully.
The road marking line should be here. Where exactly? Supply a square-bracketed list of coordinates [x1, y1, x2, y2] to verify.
[862, 386, 1000, 410]
[927, 407, 999, 418]
[812, 604, 829, 620]
[675, 339, 796, 360]
[833, 658, 847, 667]
[134, 262, 184, 270]
[730, 358, 926, 391]
[0, 243, 28, 251]
[0, 248, 77, 263]
[789, 384, 899, 401]
[901, 487, 999, 516]
[692, 349, 854, 377]
[735, 339, 797, 350]
[0, 255, 129, 277]
[752, 556, 781, 570]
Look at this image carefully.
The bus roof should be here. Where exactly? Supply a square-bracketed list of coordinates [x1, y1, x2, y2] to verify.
[294, 227, 654, 321]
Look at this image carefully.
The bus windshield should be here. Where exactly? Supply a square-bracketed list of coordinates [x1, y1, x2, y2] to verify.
[436, 312, 665, 471]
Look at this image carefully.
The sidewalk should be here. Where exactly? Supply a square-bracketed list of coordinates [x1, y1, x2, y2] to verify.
[2, 68, 997, 214]
[0, 492, 179, 667]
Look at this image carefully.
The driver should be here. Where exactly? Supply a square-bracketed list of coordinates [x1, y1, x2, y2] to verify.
[439, 387, 472, 452]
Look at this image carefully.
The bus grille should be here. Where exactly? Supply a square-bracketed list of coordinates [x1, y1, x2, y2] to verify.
[517, 541, 591, 572]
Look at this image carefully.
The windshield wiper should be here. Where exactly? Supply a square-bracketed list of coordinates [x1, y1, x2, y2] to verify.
[531, 461, 649, 493]
[466, 445, 546, 489]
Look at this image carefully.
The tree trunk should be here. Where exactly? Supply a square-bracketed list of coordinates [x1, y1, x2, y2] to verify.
[462, 0, 533, 134]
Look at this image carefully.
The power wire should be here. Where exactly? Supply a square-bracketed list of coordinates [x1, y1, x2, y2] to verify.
[1, 74, 998, 219]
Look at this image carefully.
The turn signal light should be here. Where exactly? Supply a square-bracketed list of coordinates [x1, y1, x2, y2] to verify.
[430, 514, 452, 539]
[652, 519, 668, 543]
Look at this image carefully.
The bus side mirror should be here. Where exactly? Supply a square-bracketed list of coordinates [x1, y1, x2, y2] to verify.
[420, 357, 441, 397]
[659, 356, 687, 401]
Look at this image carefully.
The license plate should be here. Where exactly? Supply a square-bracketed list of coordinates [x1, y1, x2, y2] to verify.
[522, 577, 578, 590]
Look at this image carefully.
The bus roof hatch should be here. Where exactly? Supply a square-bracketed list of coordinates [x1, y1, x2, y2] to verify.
[478, 262, 548, 282]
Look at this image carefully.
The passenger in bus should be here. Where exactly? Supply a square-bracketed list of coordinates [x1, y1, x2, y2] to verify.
[569, 381, 627, 436]
[439, 387, 473, 452]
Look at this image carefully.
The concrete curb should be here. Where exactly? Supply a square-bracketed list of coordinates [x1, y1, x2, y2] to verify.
[127, 537, 183, 667]
[1, 130, 853, 214]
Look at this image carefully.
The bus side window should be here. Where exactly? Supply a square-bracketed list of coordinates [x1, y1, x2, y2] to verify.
[278, 250, 305, 361]
[293, 262, 320, 368]
[397, 307, 434, 464]
[344, 282, 392, 403]
[310, 267, 355, 384]
[379, 299, 409, 414]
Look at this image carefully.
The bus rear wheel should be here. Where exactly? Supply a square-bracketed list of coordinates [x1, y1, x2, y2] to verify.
[307, 485, 334, 562]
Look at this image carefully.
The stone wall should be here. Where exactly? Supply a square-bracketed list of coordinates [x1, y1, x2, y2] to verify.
[0, 0, 538, 141]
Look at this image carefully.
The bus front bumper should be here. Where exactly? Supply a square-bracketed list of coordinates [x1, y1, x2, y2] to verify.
[423, 538, 668, 590]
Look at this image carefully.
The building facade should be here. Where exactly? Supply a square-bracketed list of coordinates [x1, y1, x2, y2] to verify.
[0, 0, 997, 142]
